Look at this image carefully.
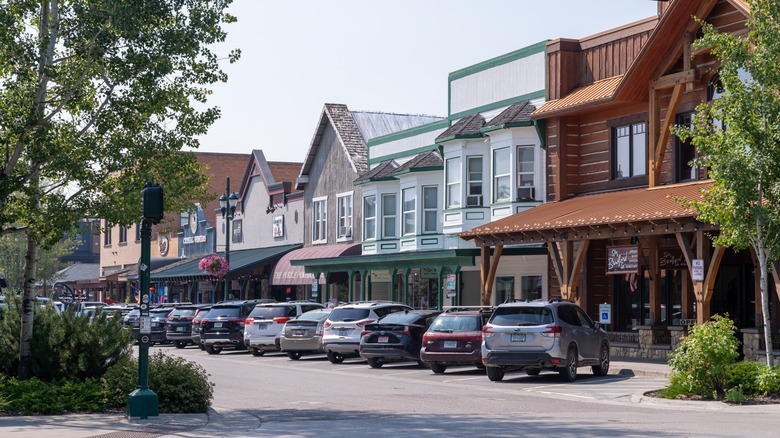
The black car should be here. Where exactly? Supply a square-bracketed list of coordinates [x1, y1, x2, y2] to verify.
[166, 304, 210, 348]
[359, 309, 442, 368]
[200, 300, 272, 354]
[126, 307, 174, 345]
[190, 305, 213, 350]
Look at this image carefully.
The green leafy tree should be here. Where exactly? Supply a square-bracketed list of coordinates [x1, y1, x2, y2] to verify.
[0, 232, 80, 293]
[0, 1, 239, 379]
[673, 0, 779, 366]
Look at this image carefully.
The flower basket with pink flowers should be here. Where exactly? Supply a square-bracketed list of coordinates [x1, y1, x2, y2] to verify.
[198, 254, 229, 278]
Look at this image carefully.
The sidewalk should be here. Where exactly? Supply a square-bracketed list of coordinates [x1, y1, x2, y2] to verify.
[1, 360, 672, 438]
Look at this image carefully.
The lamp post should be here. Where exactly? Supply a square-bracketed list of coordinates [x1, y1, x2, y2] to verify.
[219, 176, 238, 302]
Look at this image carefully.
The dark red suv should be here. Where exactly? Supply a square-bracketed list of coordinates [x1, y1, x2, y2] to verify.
[420, 306, 494, 374]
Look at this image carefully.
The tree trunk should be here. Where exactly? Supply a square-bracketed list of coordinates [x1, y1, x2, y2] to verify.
[18, 234, 40, 380]
[759, 253, 774, 366]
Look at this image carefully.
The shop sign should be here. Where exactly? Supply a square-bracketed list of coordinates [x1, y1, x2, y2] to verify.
[420, 267, 438, 279]
[659, 249, 686, 269]
[273, 216, 284, 238]
[371, 270, 391, 282]
[606, 245, 639, 275]
[232, 219, 243, 243]
[446, 274, 456, 291]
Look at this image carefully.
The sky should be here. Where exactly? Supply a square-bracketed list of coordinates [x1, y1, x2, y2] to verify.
[195, 0, 660, 162]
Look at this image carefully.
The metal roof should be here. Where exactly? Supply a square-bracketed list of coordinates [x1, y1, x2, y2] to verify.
[532, 76, 623, 118]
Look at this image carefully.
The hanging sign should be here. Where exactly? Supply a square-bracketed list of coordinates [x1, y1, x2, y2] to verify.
[606, 245, 639, 275]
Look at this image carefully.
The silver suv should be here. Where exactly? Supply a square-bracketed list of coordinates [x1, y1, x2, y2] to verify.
[244, 301, 325, 356]
[481, 300, 609, 382]
[322, 301, 412, 364]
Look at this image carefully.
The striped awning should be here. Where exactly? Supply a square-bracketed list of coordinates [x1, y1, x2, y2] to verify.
[271, 244, 361, 285]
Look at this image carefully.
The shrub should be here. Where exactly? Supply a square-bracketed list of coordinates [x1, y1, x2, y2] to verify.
[726, 361, 763, 396]
[725, 386, 745, 404]
[0, 295, 132, 381]
[668, 315, 740, 397]
[0, 376, 107, 415]
[757, 365, 780, 395]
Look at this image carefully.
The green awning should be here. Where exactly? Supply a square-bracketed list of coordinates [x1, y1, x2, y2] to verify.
[151, 244, 300, 282]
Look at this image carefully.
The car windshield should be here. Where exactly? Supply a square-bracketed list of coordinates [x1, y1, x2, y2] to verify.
[126, 309, 140, 317]
[491, 307, 553, 326]
[297, 309, 330, 321]
[249, 306, 292, 319]
[377, 311, 420, 324]
[170, 308, 198, 317]
[328, 308, 370, 322]
[150, 309, 173, 317]
[205, 306, 241, 318]
[429, 315, 481, 332]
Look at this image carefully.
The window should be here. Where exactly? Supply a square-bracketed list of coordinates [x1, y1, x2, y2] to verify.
[135, 224, 141, 241]
[103, 221, 111, 246]
[312, 197, 326, 243]
[675, 113, 696, 182]
[337, 192, 353, 239]
[445, 157, 461, 208]
[382, 193, 397, 239]
[467, 156, 483, 197]
[363, 195, 376, 240]
[402, 187, 416, 235]
[493, 147, 510, 202]
[422, 186, 438, 234]
[613, 122, 646, 179]
[521, 275, 542, 301]
[516, 145, 535, 188]
[118, 226, 127, 244]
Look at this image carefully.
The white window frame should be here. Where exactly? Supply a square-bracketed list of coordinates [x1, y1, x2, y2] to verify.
[467, 156, 483, 197]
[516, 145, 535, 189]
[312, 196, 327, 244]
[336, 191, 353, 241]
[381, 193, 397, 239]
[493, 147, 511, 202]
[446, 157, 461, 208]
[422, 185, 438, 234]
[363, 195, 376, 241]
[402, 187, 416, 236]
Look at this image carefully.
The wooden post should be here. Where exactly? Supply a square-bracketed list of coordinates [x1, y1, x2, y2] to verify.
[649, 236, 662, 325]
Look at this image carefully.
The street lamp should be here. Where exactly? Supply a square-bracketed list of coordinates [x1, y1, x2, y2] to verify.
[219, 176, 238, 302]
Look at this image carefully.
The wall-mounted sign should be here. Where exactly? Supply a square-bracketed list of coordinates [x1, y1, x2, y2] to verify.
[232, 219, 243, 243]
[446, 274, 457, 291]
[692, 259, 704, 281]
[420, 267, 438, 279]
[273, 216, 284, 238]
[158, 235, 169, 256]
[599, 303, 612, 325]
[371, 270, 391, 282]
[606, 245, 639, 275]
[189, 213, 198, 234]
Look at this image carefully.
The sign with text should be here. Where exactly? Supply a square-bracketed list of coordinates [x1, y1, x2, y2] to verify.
[599, 303, 612, 325]
[659, 249, 686, 269]
[272, 216, 284, 238]
[692, 259, 704, 281]
[606, 245, 639, 275]
[446, 274, 457, 291]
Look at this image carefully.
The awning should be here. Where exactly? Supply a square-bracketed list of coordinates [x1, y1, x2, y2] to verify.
[151, 244, 300, 282]
[272, 244, 361, 285]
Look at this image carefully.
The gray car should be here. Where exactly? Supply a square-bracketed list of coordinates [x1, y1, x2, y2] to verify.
[481, 299, 609, 382]
[279, 308, 332, 360]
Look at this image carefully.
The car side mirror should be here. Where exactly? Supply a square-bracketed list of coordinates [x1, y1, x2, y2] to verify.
[593, 322, 601, 330]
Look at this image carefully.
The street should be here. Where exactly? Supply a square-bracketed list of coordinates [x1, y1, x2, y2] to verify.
[152, 345, 780, 437]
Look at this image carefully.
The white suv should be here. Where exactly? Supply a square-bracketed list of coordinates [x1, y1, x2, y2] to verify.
[244, 301, 325, 356]
[322, 301, 412, 364]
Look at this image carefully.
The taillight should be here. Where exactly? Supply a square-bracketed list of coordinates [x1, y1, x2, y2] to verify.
[245, 317, 254, 325]
[167, 316, 174, 322]
[403, 325, 411, 336]
[482, 324, 495, 336]
[422, 332, 431, 342]
[273, 316, 291, 325]
[228, 318, 245, 327]
[201, 319, 209, 325]
[323, 321, 331, 329]
[184, 317, 194, 321]
[316, 325, 324, 336]
[355, 319, 375, 328]
[541, 324, 562, 337]
[360, 330, 370, 336]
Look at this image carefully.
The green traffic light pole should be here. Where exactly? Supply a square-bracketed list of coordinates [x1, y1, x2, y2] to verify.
[128, 182, 163, 419]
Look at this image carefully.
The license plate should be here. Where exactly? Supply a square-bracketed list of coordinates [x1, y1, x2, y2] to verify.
[443, 340, 457, 349]
[338, 329, 349, 336]
[378, 336, 389, 343]
[293, 329, 305, 336]
[214, 322, 223, 328]
[255, 323, 268, 329]
[176, 327, 185, 332]
[511, 333, 526, 342]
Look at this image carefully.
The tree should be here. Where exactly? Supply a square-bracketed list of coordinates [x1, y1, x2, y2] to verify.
[0, 232, 79, 293]
[0, 1, 239, 379]
[674, 1, 780, 366]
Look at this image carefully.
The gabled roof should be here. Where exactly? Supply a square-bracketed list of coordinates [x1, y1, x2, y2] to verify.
[435, 114, 485, 142]
[482, 100, 536, 132]
[391, 149, 443, 176]
[54, 263, 101, 283]
[354, 159, 399, 185]
[237, 150, 302, 213]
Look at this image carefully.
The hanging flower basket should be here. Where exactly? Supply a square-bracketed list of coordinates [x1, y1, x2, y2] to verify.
[199, 254, 229, 278]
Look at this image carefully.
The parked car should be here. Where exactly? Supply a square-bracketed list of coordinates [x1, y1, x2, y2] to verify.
[420, 306, 494, 374]
[71, 300, 107, 316]
[359, 309, 442, 368]
[166, 304, 210, 348]
[200, 299, 271, 354]
[279, 308, 333, 360]
[244, 301, 326, 356]
[123, 308, 140, 329]
[322, 301, 413, 364]
[190, 305, 213, 350]
[125, 306, 175, 345]
[481, 299, 610, 382]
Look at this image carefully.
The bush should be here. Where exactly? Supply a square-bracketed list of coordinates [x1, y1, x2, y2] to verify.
[668, 315, 740, 397]
[0, 295, 132, 381]
[726, 361, 763, 396]
[0, 376, 107, 415]
[757, 365, 780, 395]
[102, 352, 214, 413]
[725, 386, 745, 404]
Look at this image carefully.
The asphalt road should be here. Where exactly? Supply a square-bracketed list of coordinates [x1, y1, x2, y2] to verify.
[153, 344, 780, 437]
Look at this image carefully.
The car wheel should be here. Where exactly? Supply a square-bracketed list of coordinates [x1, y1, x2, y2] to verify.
[417, 360, 429, 369]
[430, 363, 447, 374]
[592, 344, 610, 376]
[559, 347, 578, 382]
[250, 348, 265, 357]
[367, 358, 383, 368]
[205, 345, 222, 355]
[174, 341, 187, 349]
[287, 351, 302, 360]
[486, 366, 505, 382]
[327, 351, 344, 364]
[526, 368, 541, 376]
[475, 362, 485, 370]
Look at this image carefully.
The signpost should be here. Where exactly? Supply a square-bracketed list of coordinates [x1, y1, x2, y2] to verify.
[127, 182, 163, 419]
[599, 303, 612, 326]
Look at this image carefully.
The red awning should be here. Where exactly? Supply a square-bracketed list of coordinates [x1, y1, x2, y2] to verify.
[271, 244, 361, 285]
